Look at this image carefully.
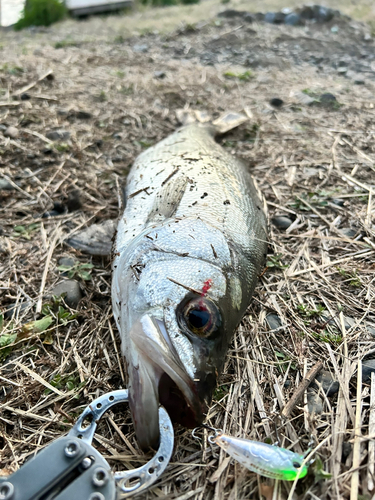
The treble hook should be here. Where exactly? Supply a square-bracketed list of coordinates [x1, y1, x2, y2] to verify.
[192, 424, 222, 441]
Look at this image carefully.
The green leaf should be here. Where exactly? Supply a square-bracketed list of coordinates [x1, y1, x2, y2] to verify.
[22, 315, 53, 334]
[79, 263, 94, 269]
[57, 265, 74, 272]
[0, 332, 17, 348]
[79, 271, 92, 281]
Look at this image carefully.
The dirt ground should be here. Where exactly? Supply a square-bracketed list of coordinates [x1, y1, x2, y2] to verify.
[1, 5, 375, 500]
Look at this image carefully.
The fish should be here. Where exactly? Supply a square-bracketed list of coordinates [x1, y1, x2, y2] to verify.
[68, 120, 268, 449]
[211, 432, 309, 481]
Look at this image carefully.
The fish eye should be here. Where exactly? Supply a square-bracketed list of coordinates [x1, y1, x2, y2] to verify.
[179, 297, 221, 338]
[293, 461, 301, 469]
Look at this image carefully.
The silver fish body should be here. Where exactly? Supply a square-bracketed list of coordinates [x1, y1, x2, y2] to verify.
[112, 123, 268, 448]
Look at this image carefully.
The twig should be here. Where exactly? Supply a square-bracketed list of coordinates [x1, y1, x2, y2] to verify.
[13, 69, 53, 96]
[281, 361, 323, 418]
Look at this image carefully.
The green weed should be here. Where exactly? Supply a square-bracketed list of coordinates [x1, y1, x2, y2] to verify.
[337, 267, 362, 287]
[224, 70, 254, 82]
[297, 304, 326, 318]
[46, 374, 86, 394]
[15, 0, 67, 30]
[57, 262, 94, 281]
[12, 223, 40, 240]
[266, 254, 288, 270]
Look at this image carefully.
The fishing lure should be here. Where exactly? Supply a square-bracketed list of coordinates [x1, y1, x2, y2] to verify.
[198, 427, 309, 481]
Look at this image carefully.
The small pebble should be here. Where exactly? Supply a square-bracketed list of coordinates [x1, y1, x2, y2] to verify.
[4, 126, 19, 139]
[313, 370, 339, 397]
[153, 70, 166, 79]
[265, 313, 283, 331]
[20, 93, 31, 100]
[307, 389, 323, 414]
[133, 44, 149, 53]
[337, 67, 348, 74]
[294, 91, 315, 106]
[353, 76, 365, 85]
[243, 13, 254, 23]
[342, 442, 352, 462]
[58, 257, 76, 268]
[66, 190, 82, 212]
[270, 97, 284, 108]
[217, 9, 247, 18]
[330, 198, 345, 207]
[366, 322, 375, 338]
[320, 93, 337, 104]
[51, 280, 82, 308]
[362, 359, 375, 384]
[284, 13, 301, 26]
[0, 179, 15, 190]
[46, 129, 71, 141]
[313, 5, 334, 23]
[75, 110, 92, 120]
[341, 227, 357, 238]
[271, 216, 293, 230]
[264, 12, 276, 23]
[298, 5, 314, 20]
[4, 301, 31, 319]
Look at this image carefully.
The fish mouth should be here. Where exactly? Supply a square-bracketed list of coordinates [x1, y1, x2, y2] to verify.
[127, 315, 209, 450]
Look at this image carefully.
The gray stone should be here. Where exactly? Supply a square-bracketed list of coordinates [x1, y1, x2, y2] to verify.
[294, 91, 316, 106]
[0, 179, 14, 190]
[266, 313, 283, 331]
[4, 126, 19, 139]
[298, 6, 314, 20]
[51, 280, 82, 308]
[313, 370, 339, 397]
[4, 301, 31, 319]
[264, 12, 276, 23]
[243, 13, 254, 23]
[362, 359, 375, 384]
[337, 67, 348, 74]
[342, 442, 352, 462]
[341, 227, 357, 238]
[133, 44, 149, 53]
[271, 216, 293, 230]
[313, 6, 334, 23]
[254, 12, 264, 21]
[366, 322, 375, 338]
[330, 198, 345, 207]
[307, 389, 323, 414]
[58, 257, 76, 268]
[270, 97, 284, 108]
[218, 9, 248, 18]
[46, 129, 71, 141]
[75, 110, 92, 120]
[264, 12, 285, 24]
[153, 70, 166, 79]
[285, 13, 301, 26]
[320, 93, 337, 105]
[353, 75, 365, 85]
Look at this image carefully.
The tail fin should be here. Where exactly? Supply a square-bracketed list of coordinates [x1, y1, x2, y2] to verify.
[175, 109, 249, 134]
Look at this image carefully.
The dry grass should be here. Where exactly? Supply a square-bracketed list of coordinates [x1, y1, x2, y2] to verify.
[1, 9, 375, 500]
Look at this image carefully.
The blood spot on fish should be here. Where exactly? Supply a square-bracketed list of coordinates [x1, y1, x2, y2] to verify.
[201, 279, 213, 297]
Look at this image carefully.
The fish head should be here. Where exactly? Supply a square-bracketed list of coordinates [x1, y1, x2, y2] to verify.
[115, 250, 240, 449]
